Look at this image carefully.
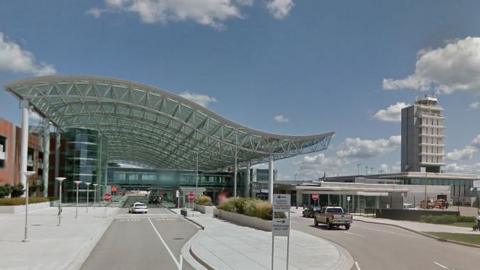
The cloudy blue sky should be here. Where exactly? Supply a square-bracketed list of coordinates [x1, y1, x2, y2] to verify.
[1, 0, 479, 179]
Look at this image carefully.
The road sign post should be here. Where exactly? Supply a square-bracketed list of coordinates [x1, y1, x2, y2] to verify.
[272, 194, 291, 270]
[188, 192, 195, 209]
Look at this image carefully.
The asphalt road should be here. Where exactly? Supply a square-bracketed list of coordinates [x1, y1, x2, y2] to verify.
[81, 207, 199, 270]
[292, 214, 480, 270]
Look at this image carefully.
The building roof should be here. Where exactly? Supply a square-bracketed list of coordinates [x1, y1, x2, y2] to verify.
[5, 76, 334, 170]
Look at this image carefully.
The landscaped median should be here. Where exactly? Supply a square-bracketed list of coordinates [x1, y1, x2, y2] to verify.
[213, 197, 276, 231]
[0, 197, 55, 214]
[420, 214, 476, 228]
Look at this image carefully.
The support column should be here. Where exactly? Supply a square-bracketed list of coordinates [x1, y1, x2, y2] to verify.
[195, 152, 199, 195]
[20, 101, 29, 195]
[54, 130, 60, 197]
[268, 155, 274, 204]
[42, 120, 50, 197]
[233, 144, 238, 197]
[296, 190, 302, 208]
[244, 162, 251, 197]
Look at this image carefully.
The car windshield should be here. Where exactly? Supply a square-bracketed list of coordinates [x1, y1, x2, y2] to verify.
[326, 208, 343, 213]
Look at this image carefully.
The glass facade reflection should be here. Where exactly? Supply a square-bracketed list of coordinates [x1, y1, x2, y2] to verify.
[63, 128, 102, 201]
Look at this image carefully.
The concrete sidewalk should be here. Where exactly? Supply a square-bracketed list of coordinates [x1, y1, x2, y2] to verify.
[0, 206, 118, 270]
[177, 209, 353, 270]
[354, 216, 480, 234]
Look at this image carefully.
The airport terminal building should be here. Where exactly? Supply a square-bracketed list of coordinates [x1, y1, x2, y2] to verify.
[2, 76, 334, 203]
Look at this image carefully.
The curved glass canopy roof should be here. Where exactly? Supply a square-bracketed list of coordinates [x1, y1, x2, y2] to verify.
[5, 76, 334, 170]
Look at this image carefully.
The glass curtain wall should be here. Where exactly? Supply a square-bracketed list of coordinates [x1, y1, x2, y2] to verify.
[63, 128, 101, 202]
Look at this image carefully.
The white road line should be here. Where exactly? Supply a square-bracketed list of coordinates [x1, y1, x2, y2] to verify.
[434, 261, 450, 270]
[354, 261, 361, 270]
[344, 231, 366, 238]
[148, 217, 182, 270]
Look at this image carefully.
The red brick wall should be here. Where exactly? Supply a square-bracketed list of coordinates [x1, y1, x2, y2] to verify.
[0, 118, 17, 185]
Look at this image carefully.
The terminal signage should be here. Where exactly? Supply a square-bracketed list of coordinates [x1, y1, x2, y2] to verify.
[272, 218, 290, 237]
[273, 194, 291, 211]
[311, 193, 319, 201]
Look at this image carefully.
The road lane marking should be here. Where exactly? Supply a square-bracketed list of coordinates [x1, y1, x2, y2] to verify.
[148, 217, 182, 270]
[344, 231, 366, 238]
[354, 261, 361, 270]
[434, 261, 451, 270]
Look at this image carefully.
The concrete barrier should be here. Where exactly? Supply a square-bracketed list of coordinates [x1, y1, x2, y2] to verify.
[0, 201, 51, 214]
[194, 205, 214, 216]
[213, 208, 272, 231]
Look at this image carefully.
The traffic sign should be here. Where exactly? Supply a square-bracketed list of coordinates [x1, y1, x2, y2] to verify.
[272, 217, 290, 237]
[311, 193, 319, 201]
[103, 193, 112, 201]
[273, 194, 291, 211]
[188, 192, 195, 202]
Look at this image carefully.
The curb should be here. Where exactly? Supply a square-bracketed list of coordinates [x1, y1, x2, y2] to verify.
[355, 219, 480, 249]
[189, 245, 215, 270]
[65, 208, 118, 270]
[165, 207, 205, 230]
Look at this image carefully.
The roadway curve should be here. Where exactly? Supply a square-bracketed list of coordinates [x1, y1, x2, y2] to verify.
[292, 214, 480, 270]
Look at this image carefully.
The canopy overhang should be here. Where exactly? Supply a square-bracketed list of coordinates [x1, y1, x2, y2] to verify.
[5, 76, 334, 170]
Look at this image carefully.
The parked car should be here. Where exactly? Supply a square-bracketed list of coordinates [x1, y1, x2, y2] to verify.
[302, 206, 321, 218]
[314, 206, 352, 230]
[129, 202, 148, 214]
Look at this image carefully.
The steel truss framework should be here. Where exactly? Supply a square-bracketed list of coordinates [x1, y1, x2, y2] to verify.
[6, 76, 334, 170]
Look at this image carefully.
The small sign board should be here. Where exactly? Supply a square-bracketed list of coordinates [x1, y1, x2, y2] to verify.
[273, 194, 291, 211]
[311, 193, 319, 201]
[188, 192, 195, 202]
[272, 218, 290, 237]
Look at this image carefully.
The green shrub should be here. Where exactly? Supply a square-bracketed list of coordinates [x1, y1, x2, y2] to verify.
[195, 195, 213, 206]
[0, 197, 49, 206]
[10, 184, 24, 198]
[218, 197, 273, 220]
[0, 184, 11, 198]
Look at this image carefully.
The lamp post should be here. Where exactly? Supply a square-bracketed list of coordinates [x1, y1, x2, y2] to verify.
[85, 182, 91, 213]
[73, 181, 81, 218]
[93, 183, 98, 210]
[23, 171, 36, 242]
[55, 177, 66, 226]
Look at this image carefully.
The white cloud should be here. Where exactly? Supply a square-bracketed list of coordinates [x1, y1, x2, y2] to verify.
[273, 114, 289, 123]
[90, 0, 295, 28]
[179, 91, 217, 107]
[472, 134, 480, 147]
[383, 37, 480, 94]
[336, 135, 401, 159]
[444, 162, 480, 174]
[373, 102, 409, 122]
[97, 0, 244, 30]
[469, 102, 480, 110]
[446, 146, 477, 161]
[0, 32, 56, 76]
[86, 8, 104, 18]
[296, 153, 346, 179]
[266, 0, 294, 19]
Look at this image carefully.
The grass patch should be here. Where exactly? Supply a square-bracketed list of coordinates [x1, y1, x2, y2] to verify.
[452, 222, 476, 228]
[425, 232, 480, 246]
[0, 197, 49, 206]
[420, 215, 475, 226]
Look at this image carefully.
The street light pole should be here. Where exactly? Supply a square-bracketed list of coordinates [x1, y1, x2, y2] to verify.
[85, 182, 91, 213]
[93, 183, 98, 210]
[74, 181, 81, 218]
[56, 177, 66, 226]
[23, 171, 36, 242]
